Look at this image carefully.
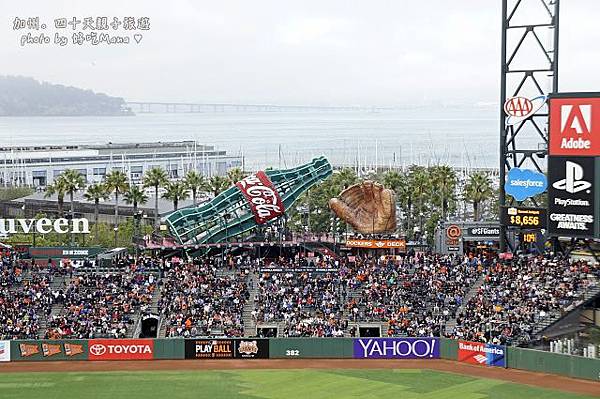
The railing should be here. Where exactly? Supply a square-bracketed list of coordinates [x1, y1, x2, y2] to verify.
[3, 337, 600, 381]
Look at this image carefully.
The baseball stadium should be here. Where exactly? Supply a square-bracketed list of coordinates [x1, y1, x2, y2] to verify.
[2, 0, 600, 398]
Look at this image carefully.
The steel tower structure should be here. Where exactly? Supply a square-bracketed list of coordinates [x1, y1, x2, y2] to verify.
[499, 0, 560, 252]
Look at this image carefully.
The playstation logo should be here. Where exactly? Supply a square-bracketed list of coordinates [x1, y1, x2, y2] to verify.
[552, 161, 592, 194]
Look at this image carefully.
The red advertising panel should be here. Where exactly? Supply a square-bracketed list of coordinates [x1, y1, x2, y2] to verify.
[345, 239, 406, 250]
[549, 95, 600, 156]
[88, 339, 154, 361]
[458, 340, 505, 367]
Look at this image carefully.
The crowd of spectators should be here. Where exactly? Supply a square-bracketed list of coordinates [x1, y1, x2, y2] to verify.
[1, 248, 54, 339]
[452, 256, 600, 345]
[349, 254, 484, 337]
[0, 273, 54, 339]
[45, 269, 156, 339]
[254, 269, 349, 337]
[2, 245, 600, 345]
[160, 258, 249, 338]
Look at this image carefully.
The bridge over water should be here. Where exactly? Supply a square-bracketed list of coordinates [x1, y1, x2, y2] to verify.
[126, 101, 394, 113]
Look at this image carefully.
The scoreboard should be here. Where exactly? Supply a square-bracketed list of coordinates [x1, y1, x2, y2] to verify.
[500, 206, 547, 229]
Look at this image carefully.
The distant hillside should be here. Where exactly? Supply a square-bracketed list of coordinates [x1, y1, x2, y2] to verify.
[0, 76, 131, 116]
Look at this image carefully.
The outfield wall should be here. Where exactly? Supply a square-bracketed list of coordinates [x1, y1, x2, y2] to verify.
[2, 338, 599, 382]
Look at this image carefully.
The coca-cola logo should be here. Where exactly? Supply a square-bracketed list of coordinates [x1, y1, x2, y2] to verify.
[236, 171, 285, 224]
[89, 344, 106, 356]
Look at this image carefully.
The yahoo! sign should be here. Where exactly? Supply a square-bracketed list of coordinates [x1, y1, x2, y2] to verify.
[353, 338, 439, 359]
[0, 218, 90, 235]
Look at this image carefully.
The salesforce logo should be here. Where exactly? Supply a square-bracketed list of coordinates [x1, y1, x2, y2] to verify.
[505, 168, 547, 201]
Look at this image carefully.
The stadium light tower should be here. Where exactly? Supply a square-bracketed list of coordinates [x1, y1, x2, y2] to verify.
[499, 0, 560, 252]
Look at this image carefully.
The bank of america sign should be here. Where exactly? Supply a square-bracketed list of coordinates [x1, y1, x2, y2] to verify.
[0, 218, 90, 234]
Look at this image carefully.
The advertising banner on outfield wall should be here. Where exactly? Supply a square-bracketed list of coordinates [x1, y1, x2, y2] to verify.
[185, 339, 269, 359]
[0, 340, 10, 362]
[353, 338, 439, 359]
[458, 340, 506, 367]
[88, 339, 154, 361]
[11, 340, 88, 361]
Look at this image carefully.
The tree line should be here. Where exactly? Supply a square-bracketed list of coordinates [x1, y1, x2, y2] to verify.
[39, 167, 247, 246]
[12, 164, 495, 248]
[288, 166, 497, 244]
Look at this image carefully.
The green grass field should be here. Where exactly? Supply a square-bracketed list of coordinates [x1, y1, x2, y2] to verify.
[0, 369, 596, 399]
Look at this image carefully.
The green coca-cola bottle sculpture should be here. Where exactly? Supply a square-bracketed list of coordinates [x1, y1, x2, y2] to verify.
[166, 156, 332, 245]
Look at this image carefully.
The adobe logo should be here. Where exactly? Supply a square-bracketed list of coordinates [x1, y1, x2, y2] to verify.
[549, 96, 600, 156]
[561, 104, 591, 135]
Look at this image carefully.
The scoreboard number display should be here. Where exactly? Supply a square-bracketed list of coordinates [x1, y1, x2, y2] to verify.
[500, 206, 547, 229]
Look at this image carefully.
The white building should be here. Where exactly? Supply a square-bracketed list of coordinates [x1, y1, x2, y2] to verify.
[0, 141, 242, 187]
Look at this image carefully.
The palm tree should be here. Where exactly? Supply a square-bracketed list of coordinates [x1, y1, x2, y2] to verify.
[430, 165, 457, 221]
[124, 185, 149, 238]
[184, 170, 207, 206]
[381, 170, 402, 192]
[380, 170, 404, 232]
[463, 171, 494, 221]
[84, 183, 109, 240]
[105, 170, 129, 244]
[143, 167, 169, 228]
[162, 181, 189, 211]
[45, 177, 67, 217]
[332, 168, 359, 191]
[124, 185, 148, 216]
[408, 166, 430, 238]
[208, 175, 231, 197]
[61, 169, 86, 221]
[226, 167, 246, 185]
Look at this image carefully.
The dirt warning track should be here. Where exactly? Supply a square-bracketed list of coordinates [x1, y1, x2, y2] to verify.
[1, 359, 599, 396]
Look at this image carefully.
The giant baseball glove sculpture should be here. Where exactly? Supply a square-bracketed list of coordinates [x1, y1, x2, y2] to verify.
[329, 181, 396, 234]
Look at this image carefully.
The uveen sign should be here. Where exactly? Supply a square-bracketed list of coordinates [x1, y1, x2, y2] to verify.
[0, 218, 90, 235]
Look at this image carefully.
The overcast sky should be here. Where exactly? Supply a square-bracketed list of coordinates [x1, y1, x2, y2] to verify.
[1, 0, 599, 106]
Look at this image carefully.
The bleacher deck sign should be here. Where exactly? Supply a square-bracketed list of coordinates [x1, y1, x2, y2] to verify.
[345, 239, 406, 251]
